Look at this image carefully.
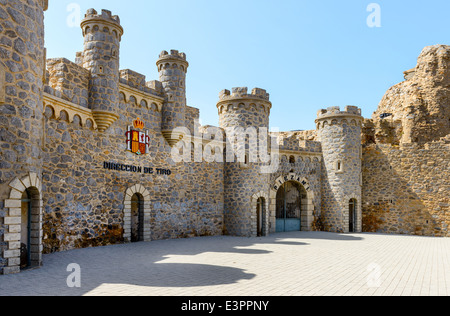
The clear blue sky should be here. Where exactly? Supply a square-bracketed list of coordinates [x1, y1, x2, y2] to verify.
[44, 0, 450, 131]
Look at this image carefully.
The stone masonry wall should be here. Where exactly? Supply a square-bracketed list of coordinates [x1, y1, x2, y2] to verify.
[157, 50, 188, 146]
[0, 0, 47, 274]
[46, 58, 90, 108]
[362, 139, 450, 237]
[223, 162, 269, 236]
[269, 132, 323, 231]
[41, 93, 224, 253]
[269, 154, 322, 231]
[218, 87, 272, 236]
[317, 107, 363, 233]
[185, 105, 200, 136]
[362, 45, 450, 237]
[81, 9, 122, 115]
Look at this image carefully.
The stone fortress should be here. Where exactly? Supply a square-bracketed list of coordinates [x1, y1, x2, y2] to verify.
[0, 2, 448, 275]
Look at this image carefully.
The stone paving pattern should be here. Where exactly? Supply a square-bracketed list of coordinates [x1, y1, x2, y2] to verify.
[0, 232, 448, 296]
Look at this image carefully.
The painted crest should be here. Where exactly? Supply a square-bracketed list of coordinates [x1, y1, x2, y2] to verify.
[126, 118, 150, 155]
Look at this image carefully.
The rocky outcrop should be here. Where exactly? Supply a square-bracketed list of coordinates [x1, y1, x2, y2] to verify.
[362, 45, 450, 237]
[373, 45, 450, 144]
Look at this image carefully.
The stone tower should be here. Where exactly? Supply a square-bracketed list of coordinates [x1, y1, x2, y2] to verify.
[156, 50, 189, 147]
[0, 0, 48, 274]
[316, 106, 363, 233]
[217, 87, 272, 236]
[80, 9, 123, 132]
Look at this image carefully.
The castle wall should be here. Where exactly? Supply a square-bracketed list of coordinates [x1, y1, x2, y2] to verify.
[268, 133, 323, 231]
[362, 140, 450, 237]
[223, 162, 269, 236]
[1, 2, 448, 278]
[269, 155, 322, 231]
[46, 58, 90, 108]
[120, 69, 146, 91]
[40, 93, 224, 253]
[185, 105, 200, 136]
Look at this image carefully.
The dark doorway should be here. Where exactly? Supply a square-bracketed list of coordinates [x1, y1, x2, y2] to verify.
[131, 193, 144, 242]
[256, 197, 266, 237]
[20, 189, 31, 269]
[349, 199, 357, 233]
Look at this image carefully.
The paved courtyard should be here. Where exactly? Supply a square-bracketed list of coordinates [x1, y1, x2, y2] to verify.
[0, 232, 449, 296]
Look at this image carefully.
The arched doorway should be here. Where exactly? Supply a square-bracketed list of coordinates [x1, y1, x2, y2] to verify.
[124, 184, 151, 242]
[349, 199, 357, 233]
[276, 181, 307, 233]
[3, 173, 43, 275]
[270, 174, 315, 234]
[251, 191, 269, 237]
[131, 193, 144, 242]
[20, 187, 41, 270]
[20, 189, 31, 269]
[256, 197, 266, 237]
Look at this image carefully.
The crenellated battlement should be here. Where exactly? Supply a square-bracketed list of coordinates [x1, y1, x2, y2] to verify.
[156, 50, 189, 72]
[158, 49, 187, 61]
[83, 8, 121, 25]
[219, 87, 270, 101]
[317, 106, 362, 118]
[315, 106, 363, 130]
[217, 87, 272, 117]
[216, 87, 272, 130]
[81, 9, 124, 38]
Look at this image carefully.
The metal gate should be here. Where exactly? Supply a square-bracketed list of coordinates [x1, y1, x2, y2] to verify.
[276, 181, 304, 232]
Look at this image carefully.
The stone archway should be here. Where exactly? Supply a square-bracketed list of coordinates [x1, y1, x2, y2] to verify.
[269, 173, 315, 233]
[251, 191, 269, 237]
[123, 184, 151, 242]
[343, 194, 361, 233]
[3, 172, 43, 275]
[275, 181, 306, 233]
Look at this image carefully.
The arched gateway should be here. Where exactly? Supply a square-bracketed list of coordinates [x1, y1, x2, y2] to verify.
[124, 184, 151, 242]
[4, 173, 43, 274]
[269, 173, 315, 233]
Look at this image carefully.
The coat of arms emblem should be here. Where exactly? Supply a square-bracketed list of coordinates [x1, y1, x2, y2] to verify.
[126, 118, 149, 155]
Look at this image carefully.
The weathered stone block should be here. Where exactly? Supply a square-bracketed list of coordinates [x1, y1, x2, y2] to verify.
[3, 249, 20, 259]
[8, 208, 21, 217]
[8, 178, 26, 194]
[4, 217, 21, 225]
[8, 225, 21, 233]
[8, 241, 21, 250]
[3, 266, 20, 275]
[4, 233, 20, 242]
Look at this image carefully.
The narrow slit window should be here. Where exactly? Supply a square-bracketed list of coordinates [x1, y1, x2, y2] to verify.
[336, 160, 343, 173]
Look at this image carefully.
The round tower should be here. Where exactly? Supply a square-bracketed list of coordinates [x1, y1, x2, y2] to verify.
[0, 0, 48, 274]
[156, 50, 189, 147]
[217, 87, 272, 237]
[80, 9, 123, 132]
[316, 106, 363, 233]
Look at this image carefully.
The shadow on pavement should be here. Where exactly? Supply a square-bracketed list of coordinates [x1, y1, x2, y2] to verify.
[0, 231, 361, 296]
